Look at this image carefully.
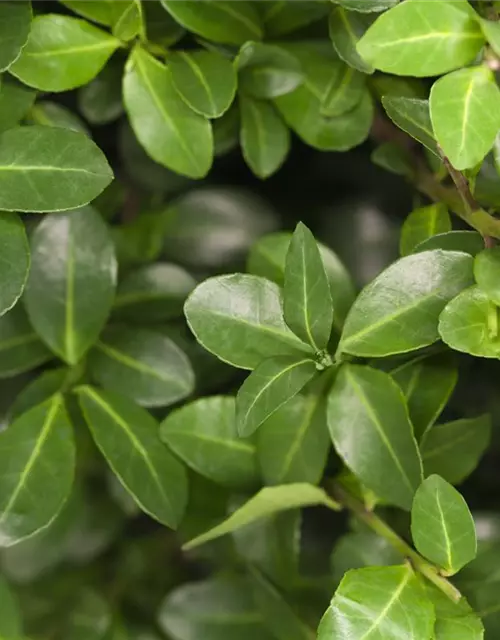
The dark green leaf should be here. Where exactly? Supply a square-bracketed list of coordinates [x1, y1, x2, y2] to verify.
[331, 532, 403, 584]
[143, 0, 185, 48]
[400, 204, 451, 257]
[10, 367, 69, 421]
[411, 474, 477, 575]
[0, 213, 29, 316]
[0, 577, 22, 638]
[321, 65, 366, 117]
[77, 386, 188, 529]
[328, 365, 423, 510]
[213, 104, 240, 156]
[381, 96, 439, 156]
[261, 2, 330, 36]
[474, 246, 500, 305]
[336, 0, 399, 11]
[24, 207, 117, 364]
[0, 1, 31, 72]
[371, 142, 413, 178]
[414, 231, 484, 256]
[89, 327, 194, 408]
[29, 101, 90, 136]
[0, 77, 36, 134]
[78, 58, 124, 125]
[329, 7, 374, 74]
[65, 588, 112, 640]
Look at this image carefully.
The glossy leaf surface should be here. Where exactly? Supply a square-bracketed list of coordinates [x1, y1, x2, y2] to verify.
[382, 96, 438, 156]
[329, 7, 374, 74]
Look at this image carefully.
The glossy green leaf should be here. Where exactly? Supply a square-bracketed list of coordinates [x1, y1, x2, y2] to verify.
[114, 263, 195, 322]
[258, 391, 330, 486]
[0, 213, 29, 317]
[336, 0, 399, 11]
[329, 7, 374, 74]
[328, 365, 423, 510]
[236, 356, 318, 437]
[184, 274, 313, 370]
[159, 1, 263, 45]
[0, 1, 31, 71]
[10, 14, 120, 92]
[77, 386, 188, 529]
[111, 0, 143, 41]
[414, 231, 484, 256]
[412, 474, 477, 575]
[29, 101, 90, 136]
[400, 204, 451, 257]
[89, 327, 194, 408]
[421, 415, 491, 485]
[10, 367, 70, 421]
[331, 532, 403, 583]
[184, 483, 339, 550]
[474, 246, 500, 305]
[160, 396, 259, 490]
[381, 96, 439, 156]
[0, 577, 22, 638]
[357, 0, 484, 77]
[124, 46, 213, 179]
[438, 286, 500, 358]
[430, 67, 500, 170]
[0, 395, 75, 547]
[168, 50, 236, 118]
[260, 2, 330, 36]
[284, 222, 334, 350]
[339, 250, 474, 358]
[240, 96, 290, 179]
[78, 58, 124, 125]
[318, 565, 435, 639]
[428, 584, 484, 640]
[24, 207, 117, 364]
[237, 41, 303, 99]
[0, 127, 113, 212]
[321, 65, 366, 117]
[0, 77, 36, 134]
[59, 0, 113, 25]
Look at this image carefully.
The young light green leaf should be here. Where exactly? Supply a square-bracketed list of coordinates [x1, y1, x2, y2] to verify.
[381, 96, 439, 156]
[89, 327, 194, 408]
[427, 584, 484, 640]
[0, 127, 113, 212]
[400, 204, 452, 257]
[0, 395, 75, 547]
[336, 0, 399, 11]
[318, 565, 435, 639]
[480, 17, 500, 57]
[258, 392, 330, 486]
[184, 274, 313, 370]
[0, 77, 36, 134]
[236, 356, 318, 437]
[0, 1, 31, 71]
[331, 532, 403, 583]
[111, 0, 143, 41]
[240, 97, 290, 179]
[10, 14, 120, 92]
[28, 101, 90, 136]
[159, 0, 263, 45]
[421, 415, 491, 485]
[414, 231, 484, 256]
[0, 213, 29, 317]
[160, 396, 259, 490]
[284, 223, 333, 349]
[339, 250, 474, 358]
[357, 0, 484, 77]
[321, 64, 365, 118]
[59, 0, 113, 25]
[328, 365, 423, 510]
[237, 41, 304, 99]
[168, 49, 236, 118]
[329, 7, 374, 74]
[474, 246, 500, 305]
[124, 46, 213, 179]
[430, 66, 500, 170]
[439, 286, 500, 358]
[412, 474, 477, 575]
[183, 483, 339, 550]
[77, 386, 188, 529]
[24, 207, 117, 365]
[78, 58, 124, 125]
[0, 578, 22, 638]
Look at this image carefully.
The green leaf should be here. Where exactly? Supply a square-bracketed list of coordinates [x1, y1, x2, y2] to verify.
[427, 584, 484, 640]
[24, 207, 116, 365]
[261, 2, 330, 36]
[321, 64, 365, 118]
[0, 1, 31, 72]
[213, 104, 240, 156]
[381, 96, 439, 156]
[438, 285, 500, 358]
[184, 274, 313, 370]
[113, 263, 196, 322]
[474, 246, 500, 305]
[400, 204, 452, 257]
[159, 0, 263, 45]
[0, 578, 22, 638]
[77, 386, 188, 529]
[10, 367, 69, 421]
[284, 222, 334, 350]
[0, 213, 29, 317]
[371, 142, 413, 178]
[124, 46, 213, 179]
[318, 565, 435, 639]
[257, 392, 330, 486]
[236, 356, 318, 437]
[336, 0, 399, 11]
[0, 127, 113, 212]
[29, 101, 90, 136]
[89, 327, 194, 408]
[240, 96, 290, 179]
[247, 232, 355, 331]
[329, 7, 374, 74]
[414, 231, 484, 256]
[0, 395, 75, 547]
[111, 0, 144, 41]
[411, 474, 477, 575]
[65, 588, 112, 640]
[183, 483, 339, 550]
[480, 17, 500, 56]
[237, 41, 303, 99]
[339, 250, 474, 358]
[167, 49, 236, 118]
[59, 0, 113, 25]
[430, 66, 500, 170]
[357, 0, 484, 77]
[160, 396, 258, 490]
[328, 364, 423, 510]
[0, 76, 36, 134]
[331, 532, 403, 584]
[78, 58, 124, 125]
[158, 576, 274, 640]
[421, 415, 491, 485]
[10, 14, 120, 92]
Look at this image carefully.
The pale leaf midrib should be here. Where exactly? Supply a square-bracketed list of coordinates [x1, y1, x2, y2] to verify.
[178, 52, 217, 114]
[165, 429, 255, 454]
[25, 40, 118, 59]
